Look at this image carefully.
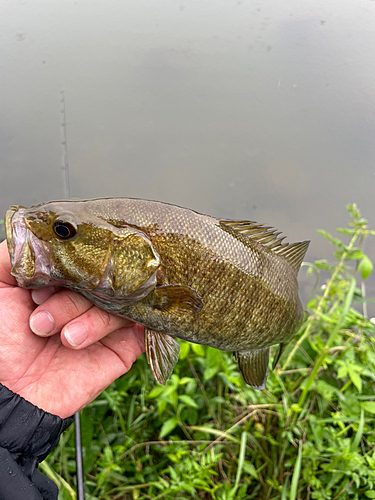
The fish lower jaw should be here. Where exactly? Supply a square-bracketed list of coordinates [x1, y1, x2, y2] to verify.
[6, 207, 54, 288]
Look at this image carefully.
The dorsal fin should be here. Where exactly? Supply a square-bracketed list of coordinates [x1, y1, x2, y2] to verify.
[219, 219, 286, 249]
[273, 240, 310, 274]
[219, 219, 309, 273]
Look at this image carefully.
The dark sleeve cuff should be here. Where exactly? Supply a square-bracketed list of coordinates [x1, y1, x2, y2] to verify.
[0, 383, 73, 462]
[0, 447, 58, 500]
[0, 383, 74, 500]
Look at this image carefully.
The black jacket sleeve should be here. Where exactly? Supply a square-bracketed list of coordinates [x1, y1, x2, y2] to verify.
[0, 383, 73, 500]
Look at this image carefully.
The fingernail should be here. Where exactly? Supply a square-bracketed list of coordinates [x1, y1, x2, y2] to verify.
[30, 311, 55, 336]
[31, 287, 56, 305]
[64, 322, 88, 347]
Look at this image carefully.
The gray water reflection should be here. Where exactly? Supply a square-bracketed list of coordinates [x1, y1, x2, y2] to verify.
[0, 0, 374, 310]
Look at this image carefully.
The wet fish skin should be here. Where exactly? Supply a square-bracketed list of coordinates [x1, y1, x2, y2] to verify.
[5, 198, 309, 389]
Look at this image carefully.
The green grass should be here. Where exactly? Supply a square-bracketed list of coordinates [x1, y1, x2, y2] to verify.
[42, 203, 375, 500]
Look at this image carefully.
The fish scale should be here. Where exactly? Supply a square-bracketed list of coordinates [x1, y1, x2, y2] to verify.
[5, 198, 309, 389]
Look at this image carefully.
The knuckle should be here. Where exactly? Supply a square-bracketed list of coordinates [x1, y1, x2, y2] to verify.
[61, 291, 89, 318]
[97, 308, 112, 329]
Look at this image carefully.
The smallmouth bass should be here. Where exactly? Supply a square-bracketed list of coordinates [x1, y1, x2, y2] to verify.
[5, 198, 309, 389]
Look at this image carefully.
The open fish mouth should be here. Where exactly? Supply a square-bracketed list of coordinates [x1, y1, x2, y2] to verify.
[5, 206, 53, 288]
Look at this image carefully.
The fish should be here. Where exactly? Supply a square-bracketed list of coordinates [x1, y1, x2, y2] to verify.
[5, 198, 309, 390]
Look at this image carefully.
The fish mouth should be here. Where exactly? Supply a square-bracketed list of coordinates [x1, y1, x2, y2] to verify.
[5, 206, 53, 288]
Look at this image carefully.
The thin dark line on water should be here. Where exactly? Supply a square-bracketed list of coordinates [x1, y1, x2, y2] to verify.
[60, 90, 85, 500]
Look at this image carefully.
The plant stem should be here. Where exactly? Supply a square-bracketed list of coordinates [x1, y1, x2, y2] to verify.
[297, 277, 356, 407]
[282, 229, 361, 371]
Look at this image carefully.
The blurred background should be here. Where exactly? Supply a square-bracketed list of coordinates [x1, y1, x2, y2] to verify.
[0, 0, 374, 303]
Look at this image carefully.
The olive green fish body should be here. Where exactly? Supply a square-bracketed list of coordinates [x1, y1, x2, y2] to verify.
[5, 198, 309, 389]
[82, 199, 304, 348]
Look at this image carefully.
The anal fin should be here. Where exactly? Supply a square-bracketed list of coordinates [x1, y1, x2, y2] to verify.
[145, 328, 180, 385]
[234, 347, 270, 390]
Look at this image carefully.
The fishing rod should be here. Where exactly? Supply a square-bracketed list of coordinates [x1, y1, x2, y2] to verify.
[60, 91, 85, 500]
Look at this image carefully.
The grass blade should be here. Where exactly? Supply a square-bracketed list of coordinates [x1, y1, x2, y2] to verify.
[235, 431, 247, 487]
[39, 461, 77, 499]
[351, 408, 365, 451]
[228, 431, 247, 499]
[290, 440, 303, 500]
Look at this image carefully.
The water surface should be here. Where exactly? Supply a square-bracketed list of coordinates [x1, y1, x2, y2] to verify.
[1, 0, 374, 307]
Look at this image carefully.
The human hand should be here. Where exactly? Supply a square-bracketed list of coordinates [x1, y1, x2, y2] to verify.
[0, 240, 145, 419]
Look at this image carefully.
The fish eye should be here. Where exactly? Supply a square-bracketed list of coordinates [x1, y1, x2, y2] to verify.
[53, 221, 77, 240]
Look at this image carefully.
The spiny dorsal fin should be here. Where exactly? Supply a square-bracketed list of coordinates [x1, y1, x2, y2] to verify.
[220, 219, 287, 249]
[219, 219, 309, 273]
[273, 240, 310, 274]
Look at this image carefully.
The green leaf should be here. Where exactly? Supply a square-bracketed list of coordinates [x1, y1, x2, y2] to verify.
[337, 363, 347, 379]
[179, 395, 199, 408]
[336, 228, 356, 235]
[204, 365, 220, 381]
[149, 386, 165, 398]
[347, 366, 362, 393]
[361, 402, 375, 414]
[314, 259, 332, 271]
[359, 255, 373, 280]
[179, 377, 192, 384]
[179, 342, 190, 359]
[347, 203, 360, 220]
[160, 417, 179, 438]
[317, 230, 344, 248]
[345, 249, 364, 260]
[243, 461, 258, 479]
[157, 399, 167, 415]
[185, 408, 198, 425]
[192, 344, 205, 356]
[365, 492, 375, 499]
[351, 409, 364, 451]
[58, 487, 73, 500]
[206, 347, 223, 367]
[316, 380, 335, 401]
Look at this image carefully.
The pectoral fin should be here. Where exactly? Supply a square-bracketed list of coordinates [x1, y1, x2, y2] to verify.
[234, 347, 270, 390]
[145, 328, 180, 385]
[152, 285, 203, 315]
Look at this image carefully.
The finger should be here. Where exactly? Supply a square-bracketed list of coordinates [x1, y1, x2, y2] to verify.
[63, 325, 145, 417]
[0, 240, 16, 287]
[97, 324, 145, 375]
[61, 306, 134, 349]
[31, 286, 61, 305]
[30, 289, 94, 337]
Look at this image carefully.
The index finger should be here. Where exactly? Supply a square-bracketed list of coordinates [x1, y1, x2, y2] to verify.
[29, 288, 134, 348]
[29, 289, 95, 336]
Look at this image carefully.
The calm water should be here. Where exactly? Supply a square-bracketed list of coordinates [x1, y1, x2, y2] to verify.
[1, 0, 374, 308]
